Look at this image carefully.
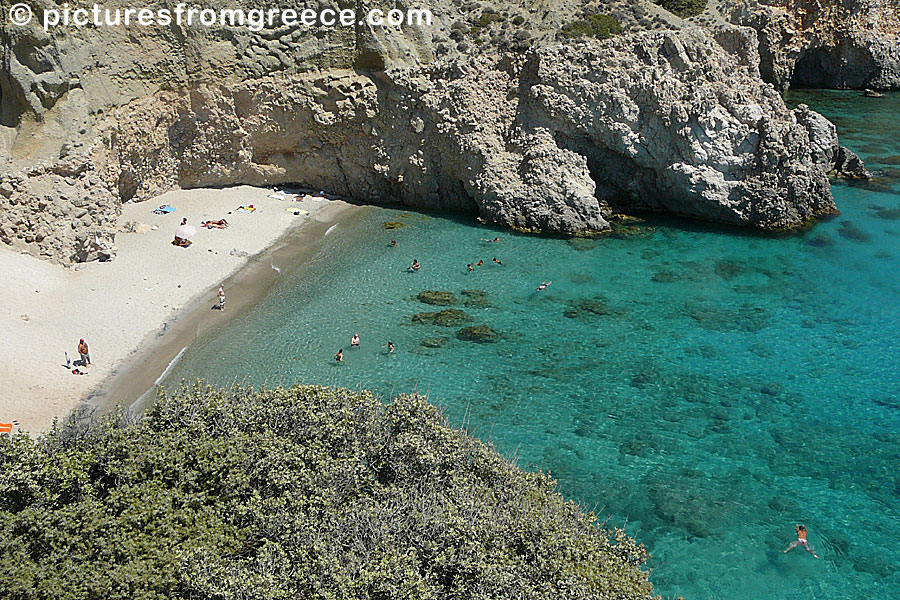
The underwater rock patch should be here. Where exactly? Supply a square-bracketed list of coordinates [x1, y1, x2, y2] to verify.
[806, 234, 835, 247]
[564, 296, 613, 319]
[683, 300, 771, 332]
[412, 309, 473, 326]
[457, 325, 500, 343]
[420, 336, 449, 348]
[383, 221, 406, 230]
[714, 260, 744, 279]
[651, 270, 677, 283]
[461, 289, 491, 308]
[417, 290, 458, 306]
[868, 205, 900, 220]
[838, 221, 872, 241]
[566, 238, 599, 252]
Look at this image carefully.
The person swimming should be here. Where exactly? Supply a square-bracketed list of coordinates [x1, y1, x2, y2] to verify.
[390, 238, 397, 247]
[475, 259, 484, 266]
[409, 260, 420, 272]
[334, 349, 344, 362]
[536, 281, 552, 291]
[383, 341, 394, 353]
[467, 263, 474, 272]
[784, 524, 820, 558]
[492, 257, 502, 265]
[351, 333, 360, 347]
[482, 237, 503, 243]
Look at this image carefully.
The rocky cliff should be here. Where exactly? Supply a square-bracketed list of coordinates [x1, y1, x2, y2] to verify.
[721, 0, 900, 91]
[0, 0, 890, 263]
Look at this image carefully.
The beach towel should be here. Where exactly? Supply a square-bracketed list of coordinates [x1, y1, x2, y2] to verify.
[236, 205, 257, 213]
[267, 193, 286, 200]
[285, 207, 309, 215]
[152, 205, 176, 215]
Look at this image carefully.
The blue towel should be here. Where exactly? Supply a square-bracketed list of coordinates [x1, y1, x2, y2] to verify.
[152, 205, 176, 215]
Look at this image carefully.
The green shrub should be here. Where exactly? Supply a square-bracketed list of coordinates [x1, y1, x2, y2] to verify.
[0, 384, 654, 600]
[653, 0, 708, 18]
[562, 14, 624, 40]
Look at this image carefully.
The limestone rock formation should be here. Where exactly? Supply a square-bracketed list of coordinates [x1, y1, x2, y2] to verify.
[794, 103, 872, 179]
[0, 0, 890, 263]
[722, 0, 900, 91]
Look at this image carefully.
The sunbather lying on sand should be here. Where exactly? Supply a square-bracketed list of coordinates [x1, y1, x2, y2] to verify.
[201, 219, 229, 229]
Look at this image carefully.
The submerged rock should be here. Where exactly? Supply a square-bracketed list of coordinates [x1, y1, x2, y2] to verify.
[564, 296, 613, 319]
[806, 234, 836, 247]
[420, 336, 449, 348]
[838, 221, 872, 242]
[412, 309, 473, 326]
[461, 289, 491, 309]
[457, 325, 501, 343]
[383, 221, 407, 230]
[868, 205, 900, 220]
[417, 291, 458, 306]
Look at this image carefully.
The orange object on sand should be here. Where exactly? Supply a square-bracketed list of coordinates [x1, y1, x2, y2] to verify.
[0, 423, 12, 435]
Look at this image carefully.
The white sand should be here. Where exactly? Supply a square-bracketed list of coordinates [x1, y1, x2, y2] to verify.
[0, 185, 334, 435]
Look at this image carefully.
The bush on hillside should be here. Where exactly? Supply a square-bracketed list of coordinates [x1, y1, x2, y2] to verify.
[0, 384, 654, 600]
[562, 14, 624, 40]
[653, 0, 708, 18]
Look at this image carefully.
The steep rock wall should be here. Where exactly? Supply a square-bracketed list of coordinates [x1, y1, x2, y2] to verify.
[723, 0, 900, 90]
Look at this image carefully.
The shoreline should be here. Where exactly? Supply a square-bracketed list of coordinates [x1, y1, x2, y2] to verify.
[85, 200, 359, 418]
[0, 185, 359, 435]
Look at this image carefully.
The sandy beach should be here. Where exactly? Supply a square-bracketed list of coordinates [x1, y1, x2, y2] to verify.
[0, 185, 353, 435]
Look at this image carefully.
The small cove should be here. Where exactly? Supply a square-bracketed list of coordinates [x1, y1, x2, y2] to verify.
[162, 91, 900, 598]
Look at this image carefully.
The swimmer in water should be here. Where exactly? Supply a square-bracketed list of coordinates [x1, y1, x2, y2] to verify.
[409, 260, 420, 272]
[351, 333, 360, 347]
[783, 524, 820, 558]
[475, 259, 484, 267]
[467, 263, 474, 272]
[334, 349, 344, 363]
[536, 281, 552, 291]
[390, 238, 397, 247]
[383, 341, 395, 353]
[492, 257, 502, 265]
[482, 236, 503, 243]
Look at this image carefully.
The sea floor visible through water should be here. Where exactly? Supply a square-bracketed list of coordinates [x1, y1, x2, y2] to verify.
[162, 91, 900, 598]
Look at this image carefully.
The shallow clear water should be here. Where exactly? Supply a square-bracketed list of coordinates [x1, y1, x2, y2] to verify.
[165, 91, 900, 598]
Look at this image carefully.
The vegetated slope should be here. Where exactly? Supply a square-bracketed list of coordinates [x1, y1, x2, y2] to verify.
[0, 384, 654, 600]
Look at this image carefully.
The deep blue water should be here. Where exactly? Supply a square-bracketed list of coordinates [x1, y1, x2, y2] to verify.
[164, 91, 900, 598]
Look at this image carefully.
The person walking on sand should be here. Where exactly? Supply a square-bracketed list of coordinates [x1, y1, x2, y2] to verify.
[217, 284, 226, 311]
[784, 524, 820, 558]
[351, 333, 360, 347]
[334, 349, 344, 363]
[77, 338, 91, 367]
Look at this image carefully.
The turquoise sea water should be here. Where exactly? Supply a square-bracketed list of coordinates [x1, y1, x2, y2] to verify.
[165, 91, 900, 599]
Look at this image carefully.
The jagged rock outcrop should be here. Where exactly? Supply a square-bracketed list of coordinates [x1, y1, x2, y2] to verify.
[723, 0, 900, 91]
[1, 0, 887, 263]
[794, 103, 872, 178]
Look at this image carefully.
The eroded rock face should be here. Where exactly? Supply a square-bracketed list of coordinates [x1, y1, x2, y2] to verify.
[2, 0, 883, 263]
[725, 0, 900, 91]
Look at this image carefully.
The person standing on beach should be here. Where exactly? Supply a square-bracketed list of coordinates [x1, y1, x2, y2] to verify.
[784, 524, 820, 558]
[217, 284, 226, 311]
[77, 338, 91, 367]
